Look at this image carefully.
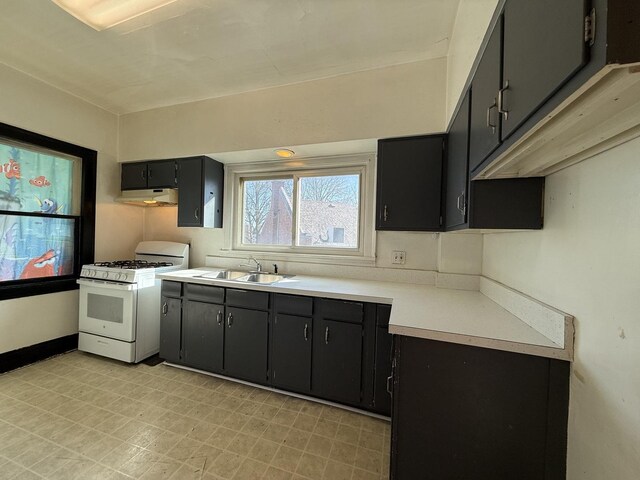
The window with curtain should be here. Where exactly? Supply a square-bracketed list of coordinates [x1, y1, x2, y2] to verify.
[0, 122, 96, 300]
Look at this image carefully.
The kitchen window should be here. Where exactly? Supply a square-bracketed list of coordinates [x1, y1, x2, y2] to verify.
[0, 122, 96, 300]
[224, 154, 375, 264]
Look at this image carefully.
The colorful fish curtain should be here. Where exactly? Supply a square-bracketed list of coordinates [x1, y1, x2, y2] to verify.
[0, 140, 76, 282]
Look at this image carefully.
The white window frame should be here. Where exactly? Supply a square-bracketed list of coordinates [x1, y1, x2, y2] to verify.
[222, 154, 376, 266]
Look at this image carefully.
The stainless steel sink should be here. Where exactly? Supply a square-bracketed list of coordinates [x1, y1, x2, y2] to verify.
[197, 270, 249, 280]
[197, 270, 289, 284]
[240, 273, 285, 284]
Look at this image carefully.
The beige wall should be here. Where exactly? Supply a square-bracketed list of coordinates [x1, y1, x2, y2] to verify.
[446, 0, 499, 122]
[482, 140, 640, 480]
[119, 59, 448, 161]
[0, 63, 142, 353]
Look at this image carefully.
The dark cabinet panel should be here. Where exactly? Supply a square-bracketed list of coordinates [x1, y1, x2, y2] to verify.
[316, 298, 363, 323]
[271, 314, 312, 393]
[121, 162, 148, 190]
[376, 135, 444, 231]
[224, 306, 269, 383]
[445, 90, 470, 229]
[501, 0, 587, 139]
[183, 301, 224, 373]
[177, 156, 224, 228]
[159, 296, 181, 364]
[469, 17, 502, 173]
[312, 319, 362, 404]
[373, 305, 392, 415]
[391, 336, 569, 480]
[226, 288, 269, 310]
[147, 160, 177, 189]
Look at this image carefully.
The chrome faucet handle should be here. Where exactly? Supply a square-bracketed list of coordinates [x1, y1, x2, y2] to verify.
[240, 256, 262, 272]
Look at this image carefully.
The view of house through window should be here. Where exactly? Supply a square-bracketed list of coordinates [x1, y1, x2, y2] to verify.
[241, 173, 360, 250]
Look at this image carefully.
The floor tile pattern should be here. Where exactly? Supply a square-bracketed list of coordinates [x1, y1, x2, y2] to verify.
[0, 352, 390, 479]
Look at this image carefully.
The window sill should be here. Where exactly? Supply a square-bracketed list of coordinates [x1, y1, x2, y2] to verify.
[217, 249, 376, 267]
[0, 277, 79, 301]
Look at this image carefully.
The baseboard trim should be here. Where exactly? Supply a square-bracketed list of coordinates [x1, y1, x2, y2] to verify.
[0, 334, 78, 373]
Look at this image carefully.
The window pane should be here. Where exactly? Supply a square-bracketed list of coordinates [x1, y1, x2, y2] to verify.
[242, 178, 293, 246]
[297, 174, 360, 248]
[0, 139, 79, 215]
[0, 215, 75, 282]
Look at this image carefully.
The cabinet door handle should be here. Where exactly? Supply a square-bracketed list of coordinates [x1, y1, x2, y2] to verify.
[216, 310, 223, 325]
[386, 375, 393, 395]
[458, 190, 466, 216]
[194, 208, 199, 221]
[383, 205, 388, 222]
[141, 169, 146, 180]
[304, 323, 309, 341]
[498, 80, 510, 120]
[227, 312, 233, 328]
[324, 326, 330, 344]
[486, 99, 497, 134]
[148, 168, 153, 179]
[161, 302, 168, 315]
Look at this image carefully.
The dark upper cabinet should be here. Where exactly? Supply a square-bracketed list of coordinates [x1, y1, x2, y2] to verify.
[147, 160, 178, 189]
[183, 300, 224, 373]
[159, 296, 181, 364]
[501, 0, 588, 139]
[271, 313, 312, 394]
[224, 306, 269, 384]
[446, 90, 471, 229]
[177, 156, 224, 228]
[391, 336, 569, 480]
[121, 162, 148, 190]
[121, 160, 177, 190]
[469, 18, 502, 173]
[376, 135, 444, 231]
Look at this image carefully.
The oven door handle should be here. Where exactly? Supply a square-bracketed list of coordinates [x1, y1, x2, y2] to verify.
[77, 279, 136, 291]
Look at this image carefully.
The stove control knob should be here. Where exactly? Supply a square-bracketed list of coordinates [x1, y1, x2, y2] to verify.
[102, 271, 109, 279]
[116, 273, 123, 281]
[88, 270, 96, 277]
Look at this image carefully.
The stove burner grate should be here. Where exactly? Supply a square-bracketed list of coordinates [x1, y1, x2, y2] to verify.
[94, 260, 174, 269]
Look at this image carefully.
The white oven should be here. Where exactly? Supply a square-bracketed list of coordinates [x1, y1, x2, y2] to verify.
[77, 241, 189, 364]
[78, 278, 138, 342]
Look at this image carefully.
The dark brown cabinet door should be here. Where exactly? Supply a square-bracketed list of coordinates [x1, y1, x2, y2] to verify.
[373, 305, 392, 415]
[446, 90, 470, 229]
[376, 135, 444, 231]
[391, 336, 569, 480]
[121, 162, 148, 190]
[159, 296, 181, 363]
[183, 300, 224, 373]
[147, 160, 177, 189]
[469, 17, 502, 174]
[177, 157, 203, 227]
[224, 306, 269, 384]
[501, 0, 588, 139]
[312, 319, 362, 404]
[271, 314, 312, 394]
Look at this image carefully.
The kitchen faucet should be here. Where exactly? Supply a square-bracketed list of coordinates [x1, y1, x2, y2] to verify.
[240, 256, 262, 272]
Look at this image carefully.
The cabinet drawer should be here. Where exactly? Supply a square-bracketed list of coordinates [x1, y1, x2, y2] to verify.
[161, 281, 182, 298]
[226, 289, 269, 310]
[274, 294, 313, 317]
[317, 298, 363, 323]
[185, 283, 224, 304]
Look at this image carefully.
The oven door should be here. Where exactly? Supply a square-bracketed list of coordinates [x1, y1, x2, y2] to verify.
[78, 279, 137, 342]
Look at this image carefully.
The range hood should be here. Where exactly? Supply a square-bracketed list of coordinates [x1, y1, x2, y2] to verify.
[116, 188, 178, 206]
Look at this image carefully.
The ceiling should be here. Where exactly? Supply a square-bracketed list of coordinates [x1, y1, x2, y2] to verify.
[0, 0, 460, 114]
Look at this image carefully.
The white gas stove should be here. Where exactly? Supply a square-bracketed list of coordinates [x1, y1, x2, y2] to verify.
[77, 241, 189, 363]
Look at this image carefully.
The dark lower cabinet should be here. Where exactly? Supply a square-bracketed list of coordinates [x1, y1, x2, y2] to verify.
[373, 305, 392, 415]
[224, 306, 269, 384]
[271, 314, 312, 393]
[312, 319, 362, 405]
[159, 296, 181, 364]
[183, 300, 224, 373]
[391, 336, 569, 480]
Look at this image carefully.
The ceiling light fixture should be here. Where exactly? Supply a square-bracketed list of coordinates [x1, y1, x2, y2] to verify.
[275, 148, 295, 158]
[51, 0, 179, 31]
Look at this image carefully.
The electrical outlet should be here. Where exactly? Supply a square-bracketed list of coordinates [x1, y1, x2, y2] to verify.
[392, 250, 406, 264]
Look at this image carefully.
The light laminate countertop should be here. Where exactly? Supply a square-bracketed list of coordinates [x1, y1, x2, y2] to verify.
[158, 268, 571, 361]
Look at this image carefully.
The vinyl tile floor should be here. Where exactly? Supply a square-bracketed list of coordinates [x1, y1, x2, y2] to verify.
[0, 351, 390, 480]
